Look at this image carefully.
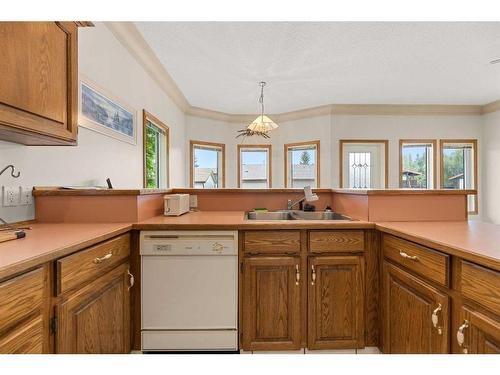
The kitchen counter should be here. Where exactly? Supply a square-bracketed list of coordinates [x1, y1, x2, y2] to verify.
[0, 222, 132, 279]
[134, 211, 374, 230]
[376, 221, 500, 271]
[1, 211, 499, 280]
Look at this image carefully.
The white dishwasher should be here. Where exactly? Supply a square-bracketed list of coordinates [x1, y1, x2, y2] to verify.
[140, 230, 238, 351]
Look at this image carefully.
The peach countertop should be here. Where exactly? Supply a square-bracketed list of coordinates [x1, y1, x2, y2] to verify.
[0, 222, 131, 280]
[1, 211, 499, 280]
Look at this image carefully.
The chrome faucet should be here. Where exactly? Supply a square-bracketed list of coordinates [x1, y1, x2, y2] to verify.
[287, 186, 319, 210]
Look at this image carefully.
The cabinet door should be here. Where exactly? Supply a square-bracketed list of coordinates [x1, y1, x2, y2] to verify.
[308, 256, 365, 349]
[242, 257, 302, 351]
[0, 22, 78, 145]
[456, 306, 500, 354]
[382, 261, 449, 353]
[56, 263, 132, 353]
[0, 317, 44, 354]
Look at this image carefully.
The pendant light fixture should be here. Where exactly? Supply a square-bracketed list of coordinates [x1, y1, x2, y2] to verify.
[236, 81, 278, 139]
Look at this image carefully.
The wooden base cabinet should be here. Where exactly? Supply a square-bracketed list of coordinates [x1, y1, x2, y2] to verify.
[241, 257, 302, 351]
[456, 306, 500, 354]
[308, 256, 365, 349]
[382, 261, 449, 353]
[56, 263, 131, 354]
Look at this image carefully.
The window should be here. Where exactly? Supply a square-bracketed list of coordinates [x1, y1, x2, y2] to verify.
[399, 140, 436, 189]
[238, 145, 272, 188]
[284, 141, 320, 188]
[440, 139, 478, 214]
[340, 140, 388, 188]
[190, 140, 225, 188]
[143, 110, 169, 188]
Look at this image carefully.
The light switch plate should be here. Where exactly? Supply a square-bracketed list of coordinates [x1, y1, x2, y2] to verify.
[189, 194, 198, 208]
[3, 186, 20, 207]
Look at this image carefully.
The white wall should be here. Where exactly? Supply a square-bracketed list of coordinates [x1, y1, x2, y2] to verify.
[0, 23, 186, 222]
[482, 111, 500, 224]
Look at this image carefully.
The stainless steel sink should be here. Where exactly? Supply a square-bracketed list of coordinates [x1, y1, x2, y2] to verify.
[245, 210, 352, 221]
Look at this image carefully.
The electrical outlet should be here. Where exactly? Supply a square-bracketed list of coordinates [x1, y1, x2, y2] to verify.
[189, 194, 198, 208]
[20, 186, 33, 205]
[2, 186, 20, 207]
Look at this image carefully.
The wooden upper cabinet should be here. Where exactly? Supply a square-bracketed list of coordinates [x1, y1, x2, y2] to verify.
[308, 256, 365, 349]
[241, 257, 302, 351]
[382, 261, 449, 354]
[456, 306, 500, 354]
[0, 22, 78, 145]
[56, 263, 131, 354]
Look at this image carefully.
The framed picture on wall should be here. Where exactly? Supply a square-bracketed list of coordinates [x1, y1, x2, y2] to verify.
[78, 75, 137, 145]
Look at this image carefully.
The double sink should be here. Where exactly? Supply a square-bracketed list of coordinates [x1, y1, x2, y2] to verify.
[245, 210, 352, 221]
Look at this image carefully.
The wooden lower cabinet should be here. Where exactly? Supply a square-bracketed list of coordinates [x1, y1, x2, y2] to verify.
[56, 263, 131, 353]
[456, 306, 500, 354]
[382, 261, 449, 353]
[308, 256, 365, 349]
[0, 317, 44, 354]
[241, 257, 302, 351]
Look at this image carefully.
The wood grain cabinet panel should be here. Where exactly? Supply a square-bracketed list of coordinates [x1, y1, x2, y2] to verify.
[0, 267, 45, 333]
[241, 257, 301, 350]
[56, 263, 131, 354]
[308, 256, 365, 349]
[309, 230, 365, 253]
[382, 261, 449, 353]
[456, 306, 500, 354]
[383, 234, 449, 287]
[243, 231, 301, 254]
[0, 22, 78, 145]
[460, 261, 500, 314]
[0, 317, 44, 354]
[57, 233, 131, 294]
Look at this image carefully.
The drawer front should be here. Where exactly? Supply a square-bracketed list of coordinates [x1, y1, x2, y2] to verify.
[0, 267, 44, 333]
[57, 233, 130, 294]
[461, 261, 500, 313]
[0, 317, 43, 354]
[309, 230, 364, 253]
[382, 234, 449, 287]
[243, 231, 301, 254]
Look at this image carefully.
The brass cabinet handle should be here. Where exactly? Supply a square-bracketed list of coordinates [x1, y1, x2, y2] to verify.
[93, 252, 113, 264]
[295, 265, 300, 286]
[457, 320, 469, 353]
[431, 303, 443, 335]
[399, 251, 419, 261]
[311, 265, 316, 286]
[127, 269, 135, 291]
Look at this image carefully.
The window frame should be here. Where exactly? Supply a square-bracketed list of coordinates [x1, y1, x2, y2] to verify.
[284, 140, 320, 188]
[439, 139, 478, 214]
[189, 140, 226, 188]
[237, 144, 272, 188]
[339, 140, 389, 188]
[399, 139, 437, 189]
[142, 110, 169, 189]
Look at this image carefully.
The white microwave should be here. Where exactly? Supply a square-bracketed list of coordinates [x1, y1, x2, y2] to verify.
[164, 194, 190, 216]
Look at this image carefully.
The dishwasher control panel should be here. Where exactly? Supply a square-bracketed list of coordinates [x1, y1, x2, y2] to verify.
[140, 231, 238, 256]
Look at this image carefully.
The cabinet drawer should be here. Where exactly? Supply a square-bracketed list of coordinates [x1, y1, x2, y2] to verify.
[0, 317, 43, 354]
[243, 231, 301, 254]
[0, 267, 44, 333]
[382, 235, 449, 287]
[57, 233, 130, 294]
[461, 261, 500, 313]
[309, 230, 364, 253]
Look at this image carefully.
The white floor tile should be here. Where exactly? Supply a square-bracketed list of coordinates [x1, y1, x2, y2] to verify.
[305, 349, 356, 354]
[356, 347, 381, 354]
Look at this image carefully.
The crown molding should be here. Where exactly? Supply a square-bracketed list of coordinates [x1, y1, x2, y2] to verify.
[104, 22, 190, 112]
[482, 100, 500, 114]
[105, 22, 498, 122]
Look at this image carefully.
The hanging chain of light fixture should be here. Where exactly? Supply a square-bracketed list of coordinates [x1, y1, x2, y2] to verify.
[236, 81, 279, 139]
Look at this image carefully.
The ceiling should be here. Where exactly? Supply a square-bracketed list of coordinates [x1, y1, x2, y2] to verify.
[135, 22, 500, 114]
